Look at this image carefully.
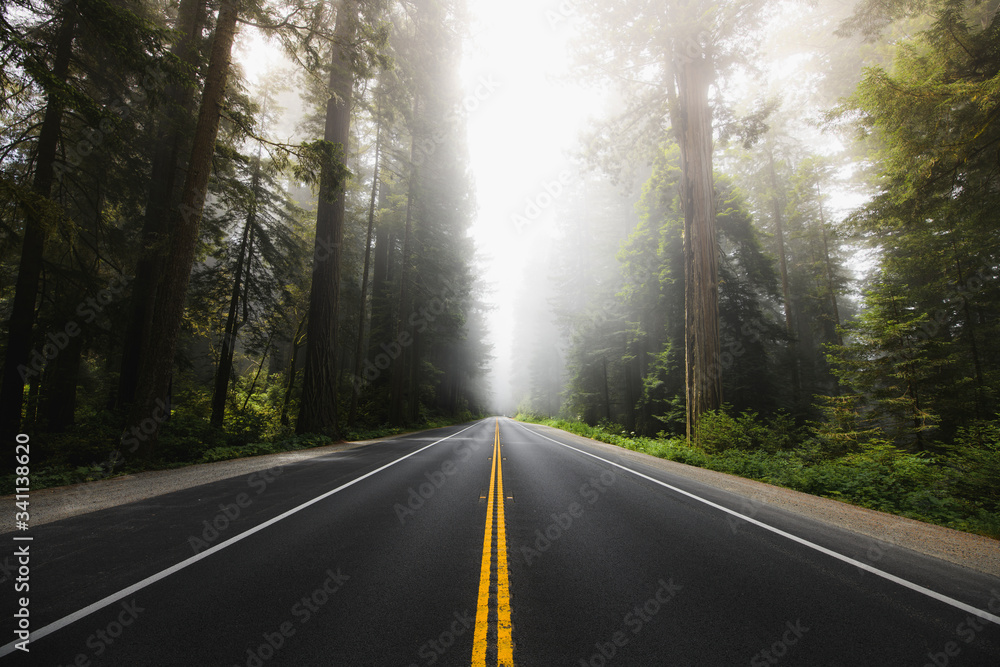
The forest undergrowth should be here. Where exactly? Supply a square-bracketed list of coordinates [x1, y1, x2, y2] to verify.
[515, 410, 1000, 539]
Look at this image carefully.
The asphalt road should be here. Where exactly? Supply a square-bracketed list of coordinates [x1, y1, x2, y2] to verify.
[3, 417, 999, 665]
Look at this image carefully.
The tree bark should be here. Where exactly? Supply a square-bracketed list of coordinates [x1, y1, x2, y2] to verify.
[954, 253, 985, 418]
[816, 191, 842, 346]
[280, 315, 307, 426]
[122, 0, 241, 457]
[390, 112, 418, 426]
[349, 117, 381, 426]
[678, 55, 722, 439]
[116, 0, 208, 412]
[407, 326, 421, 423]
[38, 331, 83, 432]
[0, 5, 76, 444]
[601, 356, 611, 422]
[296, 1, 357, 435]
[768, 148, 800, 405]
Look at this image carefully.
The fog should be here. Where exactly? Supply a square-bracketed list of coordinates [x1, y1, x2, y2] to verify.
[4, 0, 984, 449]
[451, 0, 880, 421]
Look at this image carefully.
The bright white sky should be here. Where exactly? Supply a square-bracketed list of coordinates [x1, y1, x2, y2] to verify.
[459, 1, 603, 407]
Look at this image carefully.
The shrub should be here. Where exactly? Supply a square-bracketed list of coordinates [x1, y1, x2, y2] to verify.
[515, 412, 999, 538]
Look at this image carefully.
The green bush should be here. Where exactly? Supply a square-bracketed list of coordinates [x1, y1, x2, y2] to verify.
[515, 412, 1000, 538]
[200, 432, 335, 463]
[157, 414, 224, 463]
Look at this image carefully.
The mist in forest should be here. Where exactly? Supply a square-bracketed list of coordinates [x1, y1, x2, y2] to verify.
[477, 0, 1000, 454]
[0, 0, 998, 482]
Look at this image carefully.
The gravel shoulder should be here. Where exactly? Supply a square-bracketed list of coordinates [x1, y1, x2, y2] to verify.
[5, 423, 998, 579]
[0, 436, 391, 534]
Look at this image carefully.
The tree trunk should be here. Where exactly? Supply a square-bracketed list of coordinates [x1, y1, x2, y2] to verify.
[390, 115, 419, 426]
[954, 253, 986, 418]
[768, 148, 801, 405]
[24, 375, 40, 433]
[678, 55, 722, 439]
[210, 157, 261, 426]
[280, 315, 307, 426]
[116, 0, 208, 412]
[368, 217, 394, 366]
[38, 331, 83, 432]
[0, 5, 76, 445]
[816, 192, 842, 346]
[601, 356, 611, 422]
[241, 332, 274, 412]
[407, 327, 421, 423]
[121, 0, 241, 457]
[349, 117, 381, 426]
[297, 1, 357, 436]
[623, 341, 636, 432]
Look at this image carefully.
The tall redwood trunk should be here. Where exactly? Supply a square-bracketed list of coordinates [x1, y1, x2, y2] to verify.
[349, 118, 381, 426]
[122, 0, 241, 457]
[116, 0, 208, 412]
[38, 330, 83, 432]
[678, 54, 722, 439]
[0, 5, 77, 445]
[297, 1, 357, 435]
[390, 125, 417, 426]
[816, 192, 842, 346]
[768, 148, 800, 404]
[954, 253, 986, 418]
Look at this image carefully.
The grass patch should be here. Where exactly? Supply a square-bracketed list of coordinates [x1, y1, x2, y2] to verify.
[515, 412, 1000, 539]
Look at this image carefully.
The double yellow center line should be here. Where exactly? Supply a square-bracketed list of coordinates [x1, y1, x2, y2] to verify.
[471, 419, 514, 665]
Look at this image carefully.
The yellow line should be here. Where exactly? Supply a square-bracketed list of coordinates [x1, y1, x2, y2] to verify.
[471, 420, 515, 666]
[471, 423, 498, 664]
[495, 421, 514, 665]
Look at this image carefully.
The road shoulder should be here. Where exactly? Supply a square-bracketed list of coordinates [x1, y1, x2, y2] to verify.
[523, 421, 1000, 579]
[0, 436, 394, 533]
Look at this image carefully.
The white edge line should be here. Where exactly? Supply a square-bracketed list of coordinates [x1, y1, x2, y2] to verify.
[510, 419, 1000, 627]
[0, 421, 483, 657]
